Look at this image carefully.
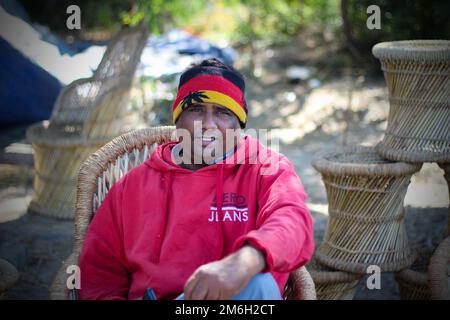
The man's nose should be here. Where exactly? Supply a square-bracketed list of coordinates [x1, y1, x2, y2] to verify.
[202, 110, 218, 130]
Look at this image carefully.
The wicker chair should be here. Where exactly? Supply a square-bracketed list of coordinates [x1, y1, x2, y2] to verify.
[26, 24, 149, 219]
[50, 126, 316, 300]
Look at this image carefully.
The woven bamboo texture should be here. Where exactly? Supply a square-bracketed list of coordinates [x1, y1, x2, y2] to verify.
[428, 236, 450, 300]
[307, 259, 362, 300]
[50, 127, 317, 300]
[26, 24, 149, 219]
[395, 269, 431, 300]
[0, 258, 19, 298]
[394, 243, 435, 300]
[372, 40, 450, 163]
[313, 146, 421, 273]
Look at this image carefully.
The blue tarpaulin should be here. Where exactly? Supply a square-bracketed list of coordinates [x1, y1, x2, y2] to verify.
[0, 36, 62, 125]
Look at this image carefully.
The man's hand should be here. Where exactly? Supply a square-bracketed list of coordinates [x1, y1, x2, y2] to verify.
[183, 245, 266, 300]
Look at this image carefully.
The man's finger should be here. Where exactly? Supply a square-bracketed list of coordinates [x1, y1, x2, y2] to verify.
[183, 275, 199, 300]
[191, 282, 209, 300]
[205, 287, 220, 300]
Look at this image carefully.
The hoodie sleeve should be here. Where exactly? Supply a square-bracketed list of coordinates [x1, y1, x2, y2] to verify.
[79, 182, 130, 300]
[232, 155, 314, 273]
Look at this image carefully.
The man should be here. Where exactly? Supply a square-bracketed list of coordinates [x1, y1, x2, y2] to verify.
[79, 58, 314, 300]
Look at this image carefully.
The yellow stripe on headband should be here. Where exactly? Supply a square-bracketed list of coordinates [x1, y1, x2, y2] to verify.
[173, 90, 247, 124]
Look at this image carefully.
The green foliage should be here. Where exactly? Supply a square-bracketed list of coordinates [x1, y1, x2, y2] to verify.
[120, 0, 209, 34]
[228, 0, 341, 45]
[345, 0, 450, 52]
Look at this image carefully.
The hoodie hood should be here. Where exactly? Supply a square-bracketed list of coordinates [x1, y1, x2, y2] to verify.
[144, 134, 272, 260]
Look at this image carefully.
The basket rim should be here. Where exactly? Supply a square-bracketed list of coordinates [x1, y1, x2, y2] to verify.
[316, 244, 416, 274]
[312, 145, 421, 177]
[372, 40, 450, 62]
[376, 142, 450, 164]
[395, 268, 429, 285]
[26, 121, 112, 147]
[309, 269, 362, 284]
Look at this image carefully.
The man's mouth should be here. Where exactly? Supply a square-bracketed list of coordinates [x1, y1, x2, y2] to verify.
[200, 136, 215, 147]
[195, 136, 216, 147]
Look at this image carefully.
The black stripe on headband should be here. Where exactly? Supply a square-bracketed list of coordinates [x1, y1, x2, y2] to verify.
[179, 66, 246, 92]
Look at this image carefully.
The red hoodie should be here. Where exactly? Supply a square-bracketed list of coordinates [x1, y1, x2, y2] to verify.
[79, 135, 314, 300]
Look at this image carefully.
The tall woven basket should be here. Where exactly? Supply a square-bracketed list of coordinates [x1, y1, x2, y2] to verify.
[312, 146, 421, 273]
[307, 259, 362, 300]
[372, 40, 450, 163]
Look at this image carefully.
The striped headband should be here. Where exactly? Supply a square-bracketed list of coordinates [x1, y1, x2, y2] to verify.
[172, 66, 248, 127]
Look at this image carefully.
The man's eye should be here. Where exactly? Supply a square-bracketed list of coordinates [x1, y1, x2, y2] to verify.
[217, 109, 231, 115]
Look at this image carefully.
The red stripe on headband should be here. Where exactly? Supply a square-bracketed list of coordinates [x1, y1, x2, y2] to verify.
[172, 74, 245, 111]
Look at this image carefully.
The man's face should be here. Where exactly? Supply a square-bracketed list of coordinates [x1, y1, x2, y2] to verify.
[176, 103, 242, 164]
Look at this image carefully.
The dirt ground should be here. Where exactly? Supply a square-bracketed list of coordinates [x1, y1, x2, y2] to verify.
[0, 33, 449, 299]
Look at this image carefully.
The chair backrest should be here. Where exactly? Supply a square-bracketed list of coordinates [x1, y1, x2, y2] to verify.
[93, 23, 149, 82]
[74, 126, 176, 253]
[48, 24, 149, 138]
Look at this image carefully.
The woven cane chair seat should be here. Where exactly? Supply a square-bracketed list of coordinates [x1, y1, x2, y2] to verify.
[372, 40, 450, 163]
[312, 146, 421, 274]
[50, 127, 317, 300]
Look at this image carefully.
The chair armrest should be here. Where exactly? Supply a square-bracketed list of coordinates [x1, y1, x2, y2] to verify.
[49, 252, 80, 300]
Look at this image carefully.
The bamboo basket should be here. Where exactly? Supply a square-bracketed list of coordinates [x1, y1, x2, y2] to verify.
[395, 244, 433, 300]
[395, 269, 431, 300]
[307, 259, 362, 300]
[0, 258, 19, 299]
[312, 146, 421, 274]
[26, 24, 149, 219]
[372, 40, 450, 163]
[428, 236, 450, 300]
